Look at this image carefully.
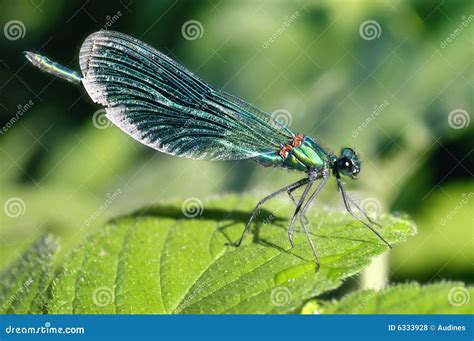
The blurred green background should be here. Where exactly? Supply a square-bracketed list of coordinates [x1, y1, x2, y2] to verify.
[0, 0, 472, 287]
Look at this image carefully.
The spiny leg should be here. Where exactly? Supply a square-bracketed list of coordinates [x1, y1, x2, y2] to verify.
[287, 187, 309, 224]
[233, 177, 310, 247]
[293, 177, 328, 272]
[346, 195, 382, 228]
[300, 176, 328, 218]
[287, 180, 315, 248]
[298, 209, 321, 272]
[337, 179, 392, 248]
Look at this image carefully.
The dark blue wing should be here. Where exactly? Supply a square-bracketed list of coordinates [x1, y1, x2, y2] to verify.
[79, 31, 295, 161]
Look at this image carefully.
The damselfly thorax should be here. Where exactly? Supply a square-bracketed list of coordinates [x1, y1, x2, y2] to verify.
[256, 133, 331, 173]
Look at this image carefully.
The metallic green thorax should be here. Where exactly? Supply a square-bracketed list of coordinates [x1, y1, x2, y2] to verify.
[256, 136, 330, 172]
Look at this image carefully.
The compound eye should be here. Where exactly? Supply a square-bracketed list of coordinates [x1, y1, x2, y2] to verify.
[337, 157, 353, 176]
[341, 148, 355, 158]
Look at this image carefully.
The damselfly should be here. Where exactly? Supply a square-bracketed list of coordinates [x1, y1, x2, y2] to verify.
[25, 31, 391, 271]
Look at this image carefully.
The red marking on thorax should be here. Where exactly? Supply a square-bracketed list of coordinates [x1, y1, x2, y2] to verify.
[278, 133, 305, 159]
[292, 133, 305, 147]
[279, 145, 292, 158]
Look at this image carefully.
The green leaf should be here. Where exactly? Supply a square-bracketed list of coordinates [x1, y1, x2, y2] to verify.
[392, 183, 474, 277]
[0, 234, 57, 314]
[47, 194, 415, 314]
[303, 282, 473, 314]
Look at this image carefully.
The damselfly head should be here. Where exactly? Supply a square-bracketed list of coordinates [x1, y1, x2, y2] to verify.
[332, 147, 360, 179]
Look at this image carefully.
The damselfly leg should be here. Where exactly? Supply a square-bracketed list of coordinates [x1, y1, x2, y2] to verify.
[288, 175, 328, 247]
[337, 179, 392, 248]
[286, 180, 315, 248]
[346, 195, 382, 228]
[298, 207, 321, 272]
[291, 176, 329, 272]
[287, 187, 309, 224]
[232, 177, 310, 247]
[234, 176, 326, 272]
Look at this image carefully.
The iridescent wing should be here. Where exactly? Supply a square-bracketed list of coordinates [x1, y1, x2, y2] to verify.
[79, 30, 294, 161]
